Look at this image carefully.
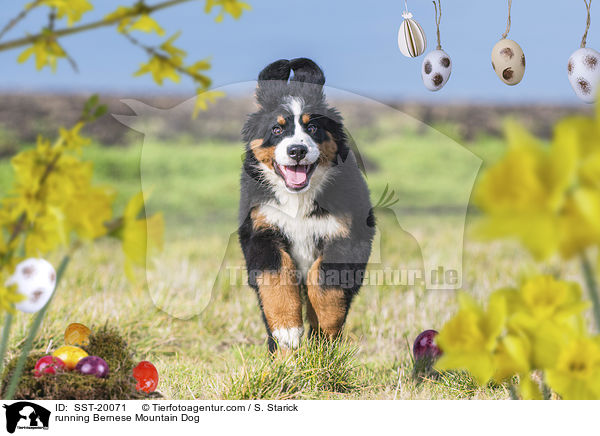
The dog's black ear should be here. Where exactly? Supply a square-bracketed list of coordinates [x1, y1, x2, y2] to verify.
[258, 59, 291, 81]
[289, 58, 325, 86]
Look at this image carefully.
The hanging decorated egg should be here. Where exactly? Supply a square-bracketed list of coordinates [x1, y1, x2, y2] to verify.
[491, 39, 526, 86]
[65, 323, 92, 346]
[52, 345, 88, 370]
[421, 0, 450, 92]
[422, 50, 452, 91]
[5, 258, 56, 313]
[568, 48, 600, 103]
[568, 1, 598, 103]
[76, 356, 109, 378]
[133, 361, 159, 393]
[398, 11, 426, 58]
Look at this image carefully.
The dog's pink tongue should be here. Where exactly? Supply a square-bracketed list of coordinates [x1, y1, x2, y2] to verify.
[282, 165, 308, 186]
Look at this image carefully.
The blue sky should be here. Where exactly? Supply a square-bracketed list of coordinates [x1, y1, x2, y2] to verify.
[0, 0, 596, 103]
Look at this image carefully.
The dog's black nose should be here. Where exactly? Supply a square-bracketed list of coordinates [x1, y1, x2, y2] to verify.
[287, 144, 308, 162]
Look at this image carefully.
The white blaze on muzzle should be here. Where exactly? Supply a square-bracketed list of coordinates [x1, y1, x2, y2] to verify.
[274, 97, 320, 168]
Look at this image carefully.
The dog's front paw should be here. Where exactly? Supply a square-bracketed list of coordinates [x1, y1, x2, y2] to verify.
[272, 326, 304, 349]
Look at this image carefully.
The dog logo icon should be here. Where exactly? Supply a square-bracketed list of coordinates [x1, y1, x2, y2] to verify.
[3, 402, 51, 433]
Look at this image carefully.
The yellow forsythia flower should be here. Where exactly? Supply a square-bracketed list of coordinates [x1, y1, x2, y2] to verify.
[38, 0, 93, 26]
[18, 34, 67, 71]
[134, 55, 181, 85]
[105, 7, 164, 36]
[205, 0, 251, 22]
[121, 192, 164, 281]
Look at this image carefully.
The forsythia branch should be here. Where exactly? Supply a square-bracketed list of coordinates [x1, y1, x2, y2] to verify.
[0, 0, 195, 52]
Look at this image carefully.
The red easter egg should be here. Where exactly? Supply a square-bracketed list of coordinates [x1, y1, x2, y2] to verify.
[133, 361, 158, 393]
[33, 355, 66, 377]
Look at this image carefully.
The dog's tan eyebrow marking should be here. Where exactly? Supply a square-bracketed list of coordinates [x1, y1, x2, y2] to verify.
[302, 113, 310, 124]
[277, 115, 286, 125]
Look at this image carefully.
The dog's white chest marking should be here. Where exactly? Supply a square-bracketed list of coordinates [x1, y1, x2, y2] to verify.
[258, 194, 346, 279]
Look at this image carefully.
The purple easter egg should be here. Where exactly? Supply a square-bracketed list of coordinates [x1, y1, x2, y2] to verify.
[75, 356, 109, 378]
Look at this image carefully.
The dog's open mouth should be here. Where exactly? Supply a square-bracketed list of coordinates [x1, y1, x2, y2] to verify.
[274, 162, 317, 191]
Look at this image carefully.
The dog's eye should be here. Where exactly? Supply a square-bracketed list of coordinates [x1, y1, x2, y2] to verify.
[307, 124, 317, 134]
[272, 126, 283, 136]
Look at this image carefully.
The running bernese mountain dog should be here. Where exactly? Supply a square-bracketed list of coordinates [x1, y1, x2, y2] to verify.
[239, 58, 374, 353]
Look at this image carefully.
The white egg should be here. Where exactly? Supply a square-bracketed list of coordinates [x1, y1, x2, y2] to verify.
[422, 50, 452, 91]
[491, 39, 526, 86]
[567, 47, 600, 104]
[398, 12, 427, 58]
[5, 258, 56, 313]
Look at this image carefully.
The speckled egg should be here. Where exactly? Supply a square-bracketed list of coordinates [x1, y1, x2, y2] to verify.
[491, 39, 526, 86]
[422, 50, 452, 91]
[5, 258, 56, 313]
[568, 47, 600, 103]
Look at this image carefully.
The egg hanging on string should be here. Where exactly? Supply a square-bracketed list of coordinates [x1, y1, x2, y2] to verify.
[568, 1, 599, 103]
[491, 39, 526, 86]
[422, 50, 452, 91]
[398, 10, 426, 58]
[491, 0, 526, 86]
[421, 0, 451, 91]
[568, 48, 600, 103]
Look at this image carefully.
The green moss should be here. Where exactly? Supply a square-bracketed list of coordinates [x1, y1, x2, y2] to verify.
[1, 326, 159, 400]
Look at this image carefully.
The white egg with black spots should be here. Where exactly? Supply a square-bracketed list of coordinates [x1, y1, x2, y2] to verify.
[491, 39, 526, 86]
[422, 50, 452, 91]
[568, 47, 600, 104]
[398, 12, 427, 58]
[6, 258, 56, 313]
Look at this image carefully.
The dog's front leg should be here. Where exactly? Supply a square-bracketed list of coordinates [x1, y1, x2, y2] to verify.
[255, 248, 304, 353]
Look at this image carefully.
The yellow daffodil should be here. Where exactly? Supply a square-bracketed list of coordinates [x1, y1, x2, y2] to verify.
[435, 291, 507, 385]
[546, 337, 600, 399]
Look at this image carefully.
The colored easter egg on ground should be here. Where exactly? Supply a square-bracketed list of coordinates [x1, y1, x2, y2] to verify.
[5, 258, 56, 313]
[33, 355, 66, 377]
[491, 39, 526, 86]
[133, 361, 158, 393]
[422, 49, 452, 91]
[52, 345, 88, 370]
[413, 329, 442, 360]
[64, 323, 91, 346]
[76, 356, 109, 378]
[568, 47, 600, 103]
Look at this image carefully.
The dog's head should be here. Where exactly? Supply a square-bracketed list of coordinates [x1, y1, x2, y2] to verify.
[242, 58, 347, 194]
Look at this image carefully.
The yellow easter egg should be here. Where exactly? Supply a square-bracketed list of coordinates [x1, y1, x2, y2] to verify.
[52, 345, 88, 370]
[64, 323, 91, 346]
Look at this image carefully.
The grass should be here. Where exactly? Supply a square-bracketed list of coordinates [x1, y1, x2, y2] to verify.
[0, 129, 582, 400]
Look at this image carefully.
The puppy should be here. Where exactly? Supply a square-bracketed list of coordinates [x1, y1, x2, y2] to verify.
[239, 58, 374, 353]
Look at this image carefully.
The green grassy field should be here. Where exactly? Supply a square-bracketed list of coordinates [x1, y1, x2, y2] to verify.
[0, 129, 583, 399]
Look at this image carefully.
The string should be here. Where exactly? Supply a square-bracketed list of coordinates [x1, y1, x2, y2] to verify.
[501, 0, 512, 39]
[582, 0, 592, 48]
[433, 0, 442, 50]
[404, 0, 408, 13]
